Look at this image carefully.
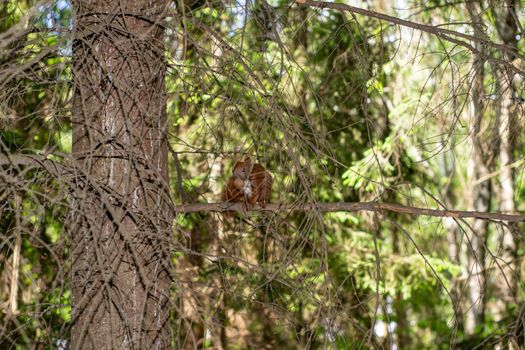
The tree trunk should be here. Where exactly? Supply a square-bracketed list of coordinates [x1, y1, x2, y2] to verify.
[70, 1, 172, 349]
[494, 64, 517, 316]
[438, 135, 464, 333]
[465, 2, 491, 336]
[392, 228, 409, 349]
[494, 0, 518, 321]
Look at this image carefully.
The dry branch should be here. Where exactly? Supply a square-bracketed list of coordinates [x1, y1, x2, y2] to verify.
[4, 154, 525, 222]
[175, 202, 525, 222]
[294, 0, 524, 76]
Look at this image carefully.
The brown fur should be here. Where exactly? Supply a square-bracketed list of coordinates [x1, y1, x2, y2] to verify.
[222, 157, 272, 207]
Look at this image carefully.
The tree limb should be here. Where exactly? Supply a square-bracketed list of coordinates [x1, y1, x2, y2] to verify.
[175, 202, 525, 222]
[293, 0, 525, 76]
[4, 154, 525, 222]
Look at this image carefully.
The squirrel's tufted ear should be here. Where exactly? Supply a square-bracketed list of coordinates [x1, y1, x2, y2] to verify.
[232, 160, 244, 174]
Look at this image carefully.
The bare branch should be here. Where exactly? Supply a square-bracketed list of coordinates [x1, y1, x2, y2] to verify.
[5, 155, 523, 222]
[175, 202, 525, 222]
[293, 0, 525, 76]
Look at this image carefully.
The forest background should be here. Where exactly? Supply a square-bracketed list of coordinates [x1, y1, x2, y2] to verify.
[0, 0, 524, 349]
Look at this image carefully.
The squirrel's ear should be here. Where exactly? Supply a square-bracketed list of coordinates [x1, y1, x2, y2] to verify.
[232, 160, 243, 171]
[243, 156, 252, 169]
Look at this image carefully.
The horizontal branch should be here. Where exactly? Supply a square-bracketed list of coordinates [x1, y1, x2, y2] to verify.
[3, 155, 524, 222]
[175, 202, 525, 222]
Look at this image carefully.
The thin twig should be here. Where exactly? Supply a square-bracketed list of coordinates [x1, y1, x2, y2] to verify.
[293, 0, 525, 76]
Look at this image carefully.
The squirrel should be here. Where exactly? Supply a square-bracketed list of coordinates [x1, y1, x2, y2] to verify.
[222, 156, 272, 208]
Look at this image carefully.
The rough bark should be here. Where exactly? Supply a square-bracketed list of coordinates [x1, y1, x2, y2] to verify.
[70, 1, 171, 349]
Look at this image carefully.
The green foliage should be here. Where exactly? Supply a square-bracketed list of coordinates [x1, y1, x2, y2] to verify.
[2, 0, 522, 348]
[0, 1, 72, 347]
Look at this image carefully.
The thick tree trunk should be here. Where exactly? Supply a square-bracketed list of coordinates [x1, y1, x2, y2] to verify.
[70, 1, 171, 349]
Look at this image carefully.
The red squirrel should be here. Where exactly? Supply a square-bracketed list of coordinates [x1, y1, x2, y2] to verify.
[222, 157, 272, 207]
